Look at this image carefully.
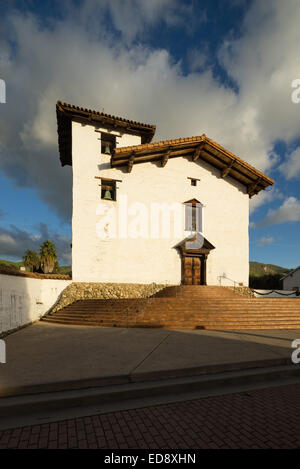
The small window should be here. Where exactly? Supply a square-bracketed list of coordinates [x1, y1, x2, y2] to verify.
[187, 177, 200, 186]
[101, 132, 116, 155]
[101, 179, 116, 201]
[184, 200, 203, 231]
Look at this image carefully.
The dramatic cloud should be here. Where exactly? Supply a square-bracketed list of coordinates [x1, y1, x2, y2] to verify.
[0, 0, 299, 227]
[219, 0, 300, 149]
[90, 0, 195, 43]
[0, 223, 71, 264]
[257, 197, 300, 227]
[279, 147, 300, 180]
[187, 46, 211, 73]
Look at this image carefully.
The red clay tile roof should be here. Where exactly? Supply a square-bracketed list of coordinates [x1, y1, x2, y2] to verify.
[114, 135, 206, 154]
[0, 266, 71, 279]
[56, 100, 274, 195]
[57, 101, 156, 131]
[112, 134, 274, 195]
[56, 101, 156, 166]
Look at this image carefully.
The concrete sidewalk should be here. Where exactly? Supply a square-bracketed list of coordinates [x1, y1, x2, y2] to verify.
[0, 322, 299, 397]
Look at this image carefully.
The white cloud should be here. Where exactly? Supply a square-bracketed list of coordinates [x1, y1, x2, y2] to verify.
[187, 45, 210, 73]
[249, 187, 283, 214]
[258, 197, 300, 227]
[279, 147, 300, 180]
[101, 0, 193, 42]
[60, 0, 197, 45]
[0, 0, 299, 224]
[257, 236, 275, 247]
[219, 0, 300, 165]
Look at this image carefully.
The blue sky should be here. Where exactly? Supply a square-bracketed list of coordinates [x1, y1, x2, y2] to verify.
[0, 0, 300, 267]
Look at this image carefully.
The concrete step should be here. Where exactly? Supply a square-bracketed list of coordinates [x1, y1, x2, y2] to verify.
[46, 313, 300, 322]
[46, 308, 300, 314]
[50, 307, 300, 313]
[59, 306, 300, 311]
[42, 318, 300, 330]
[202, 324, 300, 330]
[0, 361, 298, 428]
[62, 303, 300, 311]
[47, 308, 300, 315]
[59, 300, 300, 306]
[44, 285, 300, 330]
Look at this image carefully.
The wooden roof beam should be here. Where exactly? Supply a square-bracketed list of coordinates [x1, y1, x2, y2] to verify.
[202, 147, 256, 185]
[112, 148, 193, 166]
[161, 148, 171, 167]
[192, 143, 204, 162]
[247, 177, 262, 197]
[220, 159, 235, 178]
[128, 153, 135, 173]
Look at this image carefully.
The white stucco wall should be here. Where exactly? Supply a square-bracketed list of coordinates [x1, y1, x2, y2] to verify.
[283, 269, 300, 290]
[0, 274, 72, 335]
[71, 121, 249, 286]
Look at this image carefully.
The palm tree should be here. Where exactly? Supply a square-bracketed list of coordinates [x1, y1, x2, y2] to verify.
[23, 250, 40, 272]
[40, 241, 57, 274]
[53, 260, 60, 274]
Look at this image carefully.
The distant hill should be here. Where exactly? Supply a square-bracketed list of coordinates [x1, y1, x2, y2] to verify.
[59, 266, 72, 276]
[0, 259, 26, 270]
[249, 261, 291, 277]
[0, 258, 290, 286]
[249, 262, 291, 289]
[0, 259, 71, 276]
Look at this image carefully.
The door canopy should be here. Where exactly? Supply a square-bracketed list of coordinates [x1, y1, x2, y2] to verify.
[177, 233, 215, 257]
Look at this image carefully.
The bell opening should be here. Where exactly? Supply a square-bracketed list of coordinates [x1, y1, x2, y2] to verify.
[104, 143, 111, 155]
[103, 189, 112, 200]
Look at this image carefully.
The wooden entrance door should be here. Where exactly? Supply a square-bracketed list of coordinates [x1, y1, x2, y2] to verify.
[182, 256, 202, 285]
[178, 236, 212, 285]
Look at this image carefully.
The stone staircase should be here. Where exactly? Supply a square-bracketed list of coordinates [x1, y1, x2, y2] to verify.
[42, 286, 300, 330]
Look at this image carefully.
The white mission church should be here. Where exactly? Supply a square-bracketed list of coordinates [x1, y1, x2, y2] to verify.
[56, 101, 274, 287]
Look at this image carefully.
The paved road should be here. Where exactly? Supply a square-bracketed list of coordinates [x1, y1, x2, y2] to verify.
[1, 383, 300, 449]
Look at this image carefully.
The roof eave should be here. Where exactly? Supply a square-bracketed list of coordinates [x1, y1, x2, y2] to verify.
[56, 101, 156, 166]
[111, 138, 274, 195]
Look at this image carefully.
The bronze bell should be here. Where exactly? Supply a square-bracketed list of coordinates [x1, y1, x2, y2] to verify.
[103, 189, 112, 200]
[104, 143, 111, 155]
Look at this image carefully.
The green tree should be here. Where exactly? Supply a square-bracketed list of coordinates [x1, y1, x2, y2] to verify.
[53, 260, 60, 274]
[40, 240, 57, 274]
[249, 274, 283, 290]
[22, 250, 40, 272]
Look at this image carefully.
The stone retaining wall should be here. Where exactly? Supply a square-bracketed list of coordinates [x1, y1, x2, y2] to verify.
[50, 282, 167, 313]
[224, 286, 255, 298]
[50, 283, 256, 315]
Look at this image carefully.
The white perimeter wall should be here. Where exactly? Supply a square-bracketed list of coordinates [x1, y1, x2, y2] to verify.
[0, 274, 72, 335]
[72, 120, 249, 286]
